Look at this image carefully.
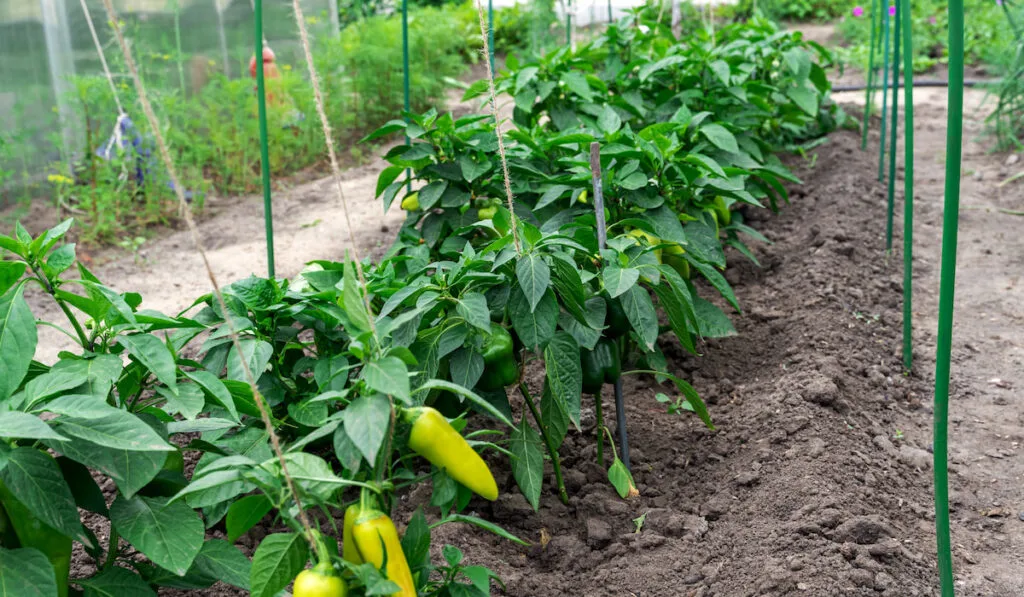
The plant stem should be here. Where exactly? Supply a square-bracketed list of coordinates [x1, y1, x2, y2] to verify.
[102, 528, 119, 570]
[594, 392, 605, 468]
[29, 266, 90, 348]
[518, 382, 568, 505]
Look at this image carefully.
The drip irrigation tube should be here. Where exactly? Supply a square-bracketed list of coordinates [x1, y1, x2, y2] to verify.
[833, 79, 998, 92]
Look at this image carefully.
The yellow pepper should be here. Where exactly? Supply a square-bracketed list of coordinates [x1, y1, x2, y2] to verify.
[293, 562, 348, 597]
[403, 407, 498, 501]
[400, 193, 420, 211]
[627, 229, 663, 262]
[342, 504, 363, 565]
[351, 510, 417, 597]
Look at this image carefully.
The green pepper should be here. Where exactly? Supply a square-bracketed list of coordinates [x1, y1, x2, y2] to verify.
[581, 338, 622, 395]
[604, 295, 630, 338]
[0, 478, 72, 597]
[475, 326, 518, 391]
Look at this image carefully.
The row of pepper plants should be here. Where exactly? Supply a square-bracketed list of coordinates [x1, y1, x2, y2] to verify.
[0, 12, 842, 597]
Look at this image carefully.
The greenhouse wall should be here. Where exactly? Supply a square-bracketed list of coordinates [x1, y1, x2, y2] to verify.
[0, 0, 337, 202]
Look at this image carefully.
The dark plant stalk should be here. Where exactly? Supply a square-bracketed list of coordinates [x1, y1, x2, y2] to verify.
[518, 382, 569, 504]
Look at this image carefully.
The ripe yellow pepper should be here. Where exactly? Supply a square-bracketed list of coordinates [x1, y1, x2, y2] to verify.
[342, 504, 363, 565]
[351, 510, 417, 597]
[400, 193, 420, 211]
[293, 562, 348, 597]
[403, 407, 498, 501]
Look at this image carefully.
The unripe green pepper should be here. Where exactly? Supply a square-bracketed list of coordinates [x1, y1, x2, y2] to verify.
[478, 205, 497, 220]
[604, 295, 630, 338]
[293, 561, 348, 597]
[403, 406, 498, 501]
[581, 338, 622, 395]
[0, 479, 72, 597]
[351, 510, 416, 597]
[475, 326, 518, 391]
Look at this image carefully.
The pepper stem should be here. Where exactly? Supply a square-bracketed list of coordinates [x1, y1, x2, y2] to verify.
[519, 382, 569, 505]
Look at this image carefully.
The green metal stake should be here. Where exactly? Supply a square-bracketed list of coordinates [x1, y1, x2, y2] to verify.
[862, 0, 880, 150]
[878, 3, 891, 182]
[934, 0, 962, 593]
[886, 0, 900, 251]
[901, 0, 914, 371]
[489, 0, 495, 75]
[608, 0, 613, 23]
[402, 0, 411, 193]
[254, 0, 275, 278]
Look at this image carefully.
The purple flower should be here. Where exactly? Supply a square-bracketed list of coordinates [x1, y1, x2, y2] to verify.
[852, 5, 864, 16]
[996, 0, 1003, 5]
[888, 4, 896, 15]
[929, 15, 937, 24]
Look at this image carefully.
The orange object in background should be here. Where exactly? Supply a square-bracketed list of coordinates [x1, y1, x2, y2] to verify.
[249, 47, 283, 107]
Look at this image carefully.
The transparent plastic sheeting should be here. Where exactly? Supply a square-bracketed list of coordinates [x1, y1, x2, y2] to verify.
[0, 0, 336, 199]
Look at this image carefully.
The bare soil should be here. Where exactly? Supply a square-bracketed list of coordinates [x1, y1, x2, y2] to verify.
[29, 52, 1023, 597]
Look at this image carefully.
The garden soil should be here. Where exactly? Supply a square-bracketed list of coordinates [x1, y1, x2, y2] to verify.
[30, 75, 1023, 595]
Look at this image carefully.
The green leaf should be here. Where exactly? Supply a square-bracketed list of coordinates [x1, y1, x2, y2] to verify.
[225, 338, 273, 384]
[699, 124, 739, 154]
[785, 85, 819, 117]
[0, 284, 37, 402]
[709, 59, 730, 86]
[643, 205, 687, 245]
[157, 383, 204, 420]
[343, 394, 391, 465]
[597, 105, 622, 134]
[343, 260, 373, 335]
[78, 567, 156, 597]
[509, 419, 543, 510]
[376, 165, 406, 197]
[46, 397, 174, 452]
[441, 514, 530, 546]
[543, 332, 582, 429]
[119, 334, 178, 395]
[783, 47, 811, 80]
[620, 285, 659, 351]
[332, 425, 363, 471]
[637, 55, 685, 81]
[540, 382, 569, 450]
[515, 253, 551, 313]
[562, 70, 594, 101]
[685, 256, 740, 312]
[608, 457, 637, 499]
[694, 296, 737, 338]
[449, 348, 484, 391]
[46, 243, 76, 276]
[401, 508, 431, 574]
[0, 448, 84, 543]
[558, 297, 604, 351]
[362, 356, 411, 403]
[49, 436, 165, 498]
[0, 547, 60, 597]
[249, 533, 309, 597]
[189, 539, 252, 590]
[0, 262, 26, 296]
[508, 286, 558, 352]
[314, 354, 350, 392]
[602, 264, 640, 299]
[418, 180, 448, 211]
[184, 370, 239, 422]
[456, 292, 491, 333]
[619, 171, 648, 190]
[226, 494, 273, 543]
[56, 456, 109, 515]
[459, 153, 491, 183]
[110, 494, 204, 575]
[0, 412, 66, 441]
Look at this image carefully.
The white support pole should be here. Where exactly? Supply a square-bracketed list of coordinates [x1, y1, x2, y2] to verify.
[328, 0, 340, 36]
[40, 0, 80, 165]
[214, 0, 231, 76]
